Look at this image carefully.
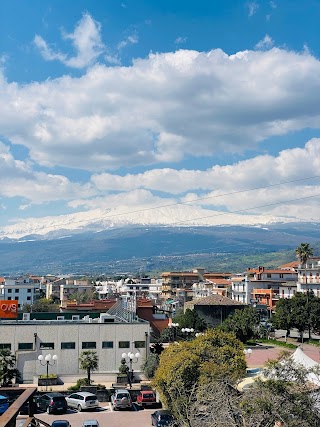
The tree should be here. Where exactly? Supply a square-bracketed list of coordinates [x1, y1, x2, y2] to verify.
[0, 349, 21, 386]
[173, 354, 320, 427]
[142, 353, 160, 379]
[219, 306, 260, 342]
[174, 308, 207, 332]
[296, 243, 314, 339]
[273, 292, 320, 344]
[22, 298, 59, 312]
[153, 329, 246, 422]
[79, 350, 98, 385]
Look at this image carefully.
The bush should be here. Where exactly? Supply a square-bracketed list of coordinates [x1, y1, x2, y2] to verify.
[67, 377, 89, 391]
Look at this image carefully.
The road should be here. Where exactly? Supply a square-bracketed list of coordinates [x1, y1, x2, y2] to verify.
[17, 403, 155, 427]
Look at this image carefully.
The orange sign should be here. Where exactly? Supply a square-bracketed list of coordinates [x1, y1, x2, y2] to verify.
[0, 300, 18, 318]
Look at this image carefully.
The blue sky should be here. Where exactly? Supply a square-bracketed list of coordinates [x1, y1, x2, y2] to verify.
[1, 0, 320, 231]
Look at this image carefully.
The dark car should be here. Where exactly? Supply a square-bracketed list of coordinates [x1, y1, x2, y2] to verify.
[51, 420, 71, 427]
[151, 410, 174, 426]
[36, 393, 68, 414]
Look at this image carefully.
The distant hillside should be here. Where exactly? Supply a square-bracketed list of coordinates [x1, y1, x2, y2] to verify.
[0, 223, 319, 275]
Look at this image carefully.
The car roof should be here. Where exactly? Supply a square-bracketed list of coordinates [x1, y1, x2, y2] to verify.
[141, 390, 155, 394]
[51, 421, 69, 425]
[157, 410, 173, 414]
[73, 392, 96, 396]
[45, 392, 65, 397]
[82, 421, 99, 425]
[115, 389, 130, 393]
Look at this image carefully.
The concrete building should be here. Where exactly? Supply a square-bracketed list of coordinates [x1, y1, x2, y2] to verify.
[0, 313, 150, 384]
[297, 257, 320, 295]
[0, 276, 41, 309]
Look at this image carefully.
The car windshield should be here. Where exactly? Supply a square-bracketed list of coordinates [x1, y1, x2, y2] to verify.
[52, 397, 66, 403]
[117, 393, 129, 399]
[85, 395, 97, 401]
[143, 393, 154, 398]
[52, 422, 69, 427]
[160, 414, 173, 420]
[0, 398, 8, 404]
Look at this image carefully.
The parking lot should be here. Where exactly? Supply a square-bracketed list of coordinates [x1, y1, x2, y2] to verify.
[17, 403, 155, 427]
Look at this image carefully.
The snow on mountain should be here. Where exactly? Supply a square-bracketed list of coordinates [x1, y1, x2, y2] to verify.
[0, 204, 301, 240]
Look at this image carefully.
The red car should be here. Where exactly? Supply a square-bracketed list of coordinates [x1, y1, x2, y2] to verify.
[136, 390, 157, 407]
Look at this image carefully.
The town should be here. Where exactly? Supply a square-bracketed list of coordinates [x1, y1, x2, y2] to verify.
[1, 243, 320, 426]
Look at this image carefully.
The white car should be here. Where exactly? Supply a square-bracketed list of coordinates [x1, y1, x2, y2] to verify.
[82, 420, 99, 427]
[65, 392, 99, 412]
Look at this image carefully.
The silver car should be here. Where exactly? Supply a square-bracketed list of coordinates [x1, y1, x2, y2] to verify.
[82, 420, 99, 427]
[110, 389, 132, 410]
[65, 392, 99, 412]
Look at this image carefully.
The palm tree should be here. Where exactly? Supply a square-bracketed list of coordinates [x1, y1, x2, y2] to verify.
[79, 350, 98, 385]
[0, 349, 21, 386]
[295, 243, 314, 340]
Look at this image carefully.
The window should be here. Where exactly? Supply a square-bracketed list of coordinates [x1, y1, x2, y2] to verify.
[18, 343, 33, 350]
[267, 274, 271, 278]
[27, 296, 31, 301]
[27, 289, 32, 293]
[82, 342, 96, 349]
[0, 344, 11, 350]
[119, 341, 130, 349]
[61, 342, 75, 350]
[102, 341, 113, 349]
[7, 289, 12, 293]
[7, 297, 11, 300]
[280, 274, 284, 278]
[40, 343, 54, 350]
[134, 341, 145, 348]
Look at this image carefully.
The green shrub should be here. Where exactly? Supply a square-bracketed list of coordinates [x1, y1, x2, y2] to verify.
[67, 377, 89, 391]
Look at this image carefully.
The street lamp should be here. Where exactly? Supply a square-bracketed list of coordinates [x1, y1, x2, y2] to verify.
[38, 354, 58, 391]
[243, 348, 252, 358]
[121, 351, 140, 388]
[169, 322, 179, 342]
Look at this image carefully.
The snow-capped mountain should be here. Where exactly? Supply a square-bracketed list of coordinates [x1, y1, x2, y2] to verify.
[0, 204, 302, 240]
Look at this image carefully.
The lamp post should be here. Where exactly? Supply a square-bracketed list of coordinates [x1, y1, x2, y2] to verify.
[243, 348, 252, 358]
[121, 351, 140, 388]
[38, 354, 58, 391]
[169, 322, 179, 342]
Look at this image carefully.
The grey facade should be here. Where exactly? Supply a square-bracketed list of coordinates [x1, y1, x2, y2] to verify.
[0, 318, 150, 384]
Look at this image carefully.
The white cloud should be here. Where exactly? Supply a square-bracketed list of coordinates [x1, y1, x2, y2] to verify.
[34, 13, 104, 69]
[247, 2, 259, 17]
[255, 34, 274, 50]
[0, 141, 96, 204]
[117, 34, 139, 50]
[2, 47, 320, 172]
[175, 36, 187, 45]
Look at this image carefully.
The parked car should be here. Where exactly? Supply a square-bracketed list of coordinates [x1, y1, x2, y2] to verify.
[82, 420, 99, 427]
[0, 395, 9, 415]
[51, 420, 71, 427]
[65, 392, 99, 412]
[36, 393, 68, 414]
[137, 390, 157, 407]
[151, 410, 174, 426]
[110, 389, 133, 410]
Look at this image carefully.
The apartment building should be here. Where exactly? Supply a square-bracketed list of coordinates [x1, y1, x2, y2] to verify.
[0, 276, 41, 309]
[296, 257, 320, 294]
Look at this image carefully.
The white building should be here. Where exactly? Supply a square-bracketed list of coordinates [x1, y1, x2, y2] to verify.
[0, 313, 150, 384]
[116, 278, 162, 300]
[297, 257, 320, 296]
[0, 276, 41, 309]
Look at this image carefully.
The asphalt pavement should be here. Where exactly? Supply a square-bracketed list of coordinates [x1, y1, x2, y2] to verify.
[16, 403, 155, 427]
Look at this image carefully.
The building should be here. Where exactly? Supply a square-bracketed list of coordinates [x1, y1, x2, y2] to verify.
[184, 294, 246, 328]
[296, 257, 320, 295]
[46, 278, 94, 303]
[0, 276, 41, 309]
[0, 312, 150, 384]
[161, 269, 231, 301]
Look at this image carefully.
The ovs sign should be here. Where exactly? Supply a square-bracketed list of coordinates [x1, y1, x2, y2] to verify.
[0, 300, 18, 319]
